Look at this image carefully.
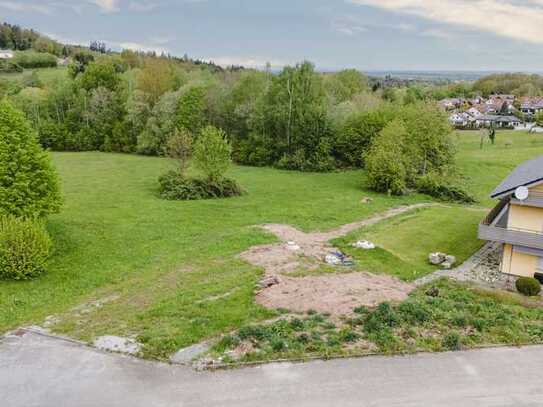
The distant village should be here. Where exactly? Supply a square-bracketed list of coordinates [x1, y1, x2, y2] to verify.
[441, 94, 543, 130]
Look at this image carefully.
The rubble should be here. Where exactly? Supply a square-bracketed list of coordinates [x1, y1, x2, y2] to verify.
[353, 240, 376, 250]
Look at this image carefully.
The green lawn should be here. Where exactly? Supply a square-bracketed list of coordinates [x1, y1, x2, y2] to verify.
[0, 66, 68, 86]
[454, 130, 543, 206]
[1, 130, 542, 360]
[334, 206, 485, 281]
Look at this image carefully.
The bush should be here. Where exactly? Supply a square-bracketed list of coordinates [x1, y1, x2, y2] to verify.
[158, 170, 243, 200]
[416, 172, 476, 203]
[13, 51, 57, 69]
[0, 60, 23, 73]
[0, 99, 62, 218]
[193, 126, 233, 181]
[516, 277, 541, 296]
[0, 216, 52, 280]
[442, 331, 461, 350]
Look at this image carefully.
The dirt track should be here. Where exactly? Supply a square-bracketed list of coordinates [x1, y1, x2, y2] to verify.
[241, 204, 432, 315]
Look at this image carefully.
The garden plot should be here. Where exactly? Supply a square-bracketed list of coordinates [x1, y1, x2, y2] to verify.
[242, 204, 432, 316]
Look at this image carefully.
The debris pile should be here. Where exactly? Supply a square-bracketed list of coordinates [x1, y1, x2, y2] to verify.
[428, 252, 456, 269]
[325, 250, 354, 266]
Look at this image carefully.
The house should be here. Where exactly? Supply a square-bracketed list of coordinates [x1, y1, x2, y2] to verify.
[0, 50, 13, 59]
[474, 115, 522, 129]
[520, 97, 543, 119]
[478, 156, 543, 279]
[449, 112, 471, 128]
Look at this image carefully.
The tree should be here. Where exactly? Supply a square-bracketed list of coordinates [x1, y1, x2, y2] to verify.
[137, 58, 178, 104]
[365, 119, 411, 195]
[79, 60, 121, 91]
[193, 126, 232, 181]
[0, 99, 61, 218]
[176, 85, 207, 135]
[68, 51, 95, 77]
[165, 128, 192, 175]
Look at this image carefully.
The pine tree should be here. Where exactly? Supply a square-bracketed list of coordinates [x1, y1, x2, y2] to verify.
[0, 99, 61, 218]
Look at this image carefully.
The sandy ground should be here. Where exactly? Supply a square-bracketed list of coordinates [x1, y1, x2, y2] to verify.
[241, 204, 431, 316]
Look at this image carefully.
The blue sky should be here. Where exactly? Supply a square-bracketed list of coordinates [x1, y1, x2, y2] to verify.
[2, 0, 543, 71]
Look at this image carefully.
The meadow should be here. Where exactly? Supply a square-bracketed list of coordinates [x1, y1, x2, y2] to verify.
[1, 129, 542, 359]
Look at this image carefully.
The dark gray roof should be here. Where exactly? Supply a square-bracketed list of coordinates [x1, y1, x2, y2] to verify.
[491, 155, 543, 198]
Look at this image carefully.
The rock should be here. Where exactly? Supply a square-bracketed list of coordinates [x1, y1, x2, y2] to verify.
[286, 241, 300, 251]
[353, 240, 376, 250]
[429, 252, 446, 265]
[257, 276, 280, 289]
[441, 261, 453, 269]
[445, 255, 456, 266]
[93, 336, 141, 355]
[171, 342, 210, 364]
[360, 197, 373, 204]
[425, 287, 440, 297]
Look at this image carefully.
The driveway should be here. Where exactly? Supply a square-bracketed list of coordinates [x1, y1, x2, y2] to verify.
[2, 330, 543, 407]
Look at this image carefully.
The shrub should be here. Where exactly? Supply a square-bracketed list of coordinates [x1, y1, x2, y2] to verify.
[0, 215, 52, 280]
[13, 51, 57, 69]
[516, 277, 541, 296]
[0, 99, 62, 218]
[158, 170, 243, 200]
[165, 128, 192, 175]
[442, 331, 461, 350]
[363, 302, 399, 334]
[193, 126, 233, 181]
[416, 172, 476, 203]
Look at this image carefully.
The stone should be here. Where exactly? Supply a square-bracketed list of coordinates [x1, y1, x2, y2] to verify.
[360, 197, 373, 204]
[445, 255, 456, 266]
[170, 342, 210, 364]
[93, 336, 141, 355]
[429, 252, 446, 265]
[257, 276, 280, 289]
[353, 240, 376, 250]
[286, 241, 301, 251]
[441, 261, 453, 269]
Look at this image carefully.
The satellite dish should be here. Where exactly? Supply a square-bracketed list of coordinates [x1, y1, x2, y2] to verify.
[515, 186, 529, 201]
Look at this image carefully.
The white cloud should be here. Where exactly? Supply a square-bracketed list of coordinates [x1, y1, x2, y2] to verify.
[128, 1, 158, 12]
[0, 1, 52, 14]
[348, 0, 543, 44]
[88, 0, 119, 13]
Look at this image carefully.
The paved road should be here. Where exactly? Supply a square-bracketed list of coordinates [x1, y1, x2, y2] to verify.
[2, 330, 543, 407]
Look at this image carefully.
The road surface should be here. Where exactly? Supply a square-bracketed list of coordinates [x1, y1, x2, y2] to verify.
[1, 330, 543, 407]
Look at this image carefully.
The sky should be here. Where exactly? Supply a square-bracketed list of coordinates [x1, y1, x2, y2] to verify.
[2, 0, 543, 72]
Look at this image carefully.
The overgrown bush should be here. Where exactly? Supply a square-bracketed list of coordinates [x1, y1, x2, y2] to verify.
[442, 331, 461, 350]
[0, 59, 23, 73]
[158, 170, 243, 200]
[516, 277, 541, 296]
[0, 99, 62, 218]
[13, 51, 57, 69]
[0, 215, 52, 280]
[416, 172, 476, 203]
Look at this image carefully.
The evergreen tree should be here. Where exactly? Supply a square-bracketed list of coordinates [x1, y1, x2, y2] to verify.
[0, 99, 61, 218]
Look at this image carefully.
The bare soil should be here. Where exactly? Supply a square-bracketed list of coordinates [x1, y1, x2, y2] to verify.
[241, 204, 431, 316]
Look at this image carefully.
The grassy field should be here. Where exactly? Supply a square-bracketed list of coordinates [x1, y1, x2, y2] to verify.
[0, 129, 541, 359]
[0, 66, 68, 86]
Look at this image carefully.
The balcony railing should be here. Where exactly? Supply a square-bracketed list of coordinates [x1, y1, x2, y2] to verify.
[478, 223, 543, 250]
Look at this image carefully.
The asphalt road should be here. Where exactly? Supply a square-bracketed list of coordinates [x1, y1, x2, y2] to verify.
[2, 330, 543, 407]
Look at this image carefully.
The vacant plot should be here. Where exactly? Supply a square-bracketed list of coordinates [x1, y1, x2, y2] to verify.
[0, 66, 68, 86]
[0, 130, 541, 360]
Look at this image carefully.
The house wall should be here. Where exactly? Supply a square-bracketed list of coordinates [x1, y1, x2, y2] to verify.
[507, 204, 543, 233]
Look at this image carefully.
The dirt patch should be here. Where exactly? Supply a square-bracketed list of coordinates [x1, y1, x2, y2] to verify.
[256, 273, 414, 315]
[241, 204, 431, 316]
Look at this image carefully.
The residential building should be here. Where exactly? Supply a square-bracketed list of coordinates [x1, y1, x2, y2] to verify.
[0, 50, 13, 59]
[478, 156, 543, 279]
